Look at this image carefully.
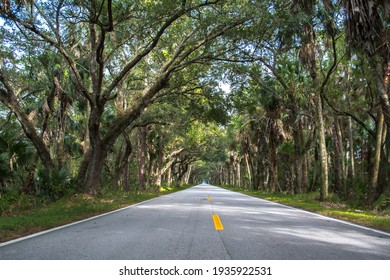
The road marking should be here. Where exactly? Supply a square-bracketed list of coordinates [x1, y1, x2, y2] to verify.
[212, 214, 224, 230]
[208, 197, 212, 200]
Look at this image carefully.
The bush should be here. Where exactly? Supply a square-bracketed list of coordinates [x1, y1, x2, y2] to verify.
[0, 192, 37, 215]
[373, 194, 390, 214]
[35, 168, 75, 200]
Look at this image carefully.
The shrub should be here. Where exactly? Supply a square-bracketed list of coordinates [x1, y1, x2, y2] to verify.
[35, 168, 75, 200]
[373, 194, 390, 214]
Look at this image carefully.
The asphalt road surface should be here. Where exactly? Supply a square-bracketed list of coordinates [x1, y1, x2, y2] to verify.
[1, 184, 389, 259]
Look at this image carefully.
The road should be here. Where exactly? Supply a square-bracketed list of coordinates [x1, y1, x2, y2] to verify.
[0, 184, 389, 259]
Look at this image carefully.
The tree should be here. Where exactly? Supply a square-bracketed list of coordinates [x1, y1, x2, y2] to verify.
[0, 0, 255, 194]
[343, 0, 390, 202]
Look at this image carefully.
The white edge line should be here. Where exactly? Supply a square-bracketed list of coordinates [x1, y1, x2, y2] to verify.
[218, 186, 390, 238]
[0, 187, 191, 248]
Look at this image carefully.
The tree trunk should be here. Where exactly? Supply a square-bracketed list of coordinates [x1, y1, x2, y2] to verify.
[244, 152, 252, 188]
[347, 116, 355, 183]
[147, 142, 154, 187]
[300, 124, 309, 192]
[310, 146, 318, 192]
[293, 126, 303, 194]
[82, 104, 91, 154]
[123, 160, 130, 191]
[167, 165, 173, 185]
[346, 75, 355, 191]
[0, 86, 55, 171]
[156, 136, 163, 186]
[384, 130, 390, 195]
[226, 161, 231, 185]
[84, 144, 106, 195]
[236, 159, 241, 187]
[83, 105, 106, 195]
[269, 119, 280, 192]
[185, 165, 192, 184]
[376, 59, 390, 128]
[316, 92, 329, 201]
[368, 106, 384, 205]
[219, 166, 224, 185]
[337, 119, 346, 176]
[55, 76, 69, 168]
[22, 164, 36, 194]
[139, 126, 147, 190]
[112, 134, 132, 189]
[336, 118, 347, 196]
[332, 120, 341, 194]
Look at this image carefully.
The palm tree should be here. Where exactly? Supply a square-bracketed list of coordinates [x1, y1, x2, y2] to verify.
[343, 0, 390, 203]
[343, 0, 390, 123]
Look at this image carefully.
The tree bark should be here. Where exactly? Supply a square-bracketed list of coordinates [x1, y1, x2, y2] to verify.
[156, 136, 164, 186]
[316, 92, 329, 201]
[139, 126, 147, 190]
[332, 120, 341, 194]
[347, 116, 355, 183]
[375, 59, 390, 128]
[336, 118, 346, 196]
[55, 76, 69, 168]
[236, 159, 241, 187]
[368, 106, 384, 205]
[112, 134, 132, 189]
[22, 164, 36, 194]
[185, 165, 192, 184]
[293, 126, 303, 194]
[269, 118, 280, 192]
[226, 161, 231, 185]
[300, 125, 309, 192]
[84, 144, 106, 195]
[83, 103, 106, 195]
[147, 140, 155, 187]
[244, 152, 252, 189]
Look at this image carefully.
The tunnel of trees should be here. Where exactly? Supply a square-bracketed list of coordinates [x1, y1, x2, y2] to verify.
[0, 0, 389, 208]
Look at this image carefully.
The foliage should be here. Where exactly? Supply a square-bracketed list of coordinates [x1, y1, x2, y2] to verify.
[35, 168, 75, 200]
[373, 195, 390, 215]
[0, 0, 389, 221]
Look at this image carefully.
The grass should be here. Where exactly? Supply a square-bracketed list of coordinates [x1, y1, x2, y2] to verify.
[220, 185, 390, 233]
[0, 184, 189, 243]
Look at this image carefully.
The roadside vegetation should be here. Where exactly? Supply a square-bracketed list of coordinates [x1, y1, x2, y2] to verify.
[0, 184, 189, 243]
[221, 185, 390, 233]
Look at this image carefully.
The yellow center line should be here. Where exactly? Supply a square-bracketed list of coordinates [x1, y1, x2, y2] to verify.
[212, 214, 224, 231]
[207, 197, 212, 200]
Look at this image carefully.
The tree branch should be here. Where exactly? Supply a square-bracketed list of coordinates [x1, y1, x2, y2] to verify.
[102, 1, 224, 99]
[3, 10, 93, 104]
[322, 93, 375, 137]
